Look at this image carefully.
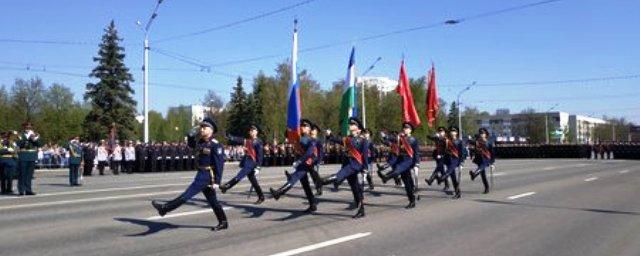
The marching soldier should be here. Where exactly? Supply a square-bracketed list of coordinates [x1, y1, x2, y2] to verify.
[1, 131, 18, 194]
[362, 129, 375, 191]
[425, 127, 450, 192]
[151, 117, 228, 231]
[66, 136, 83, 186]
[319, 117, 368, 218]
[16, 122, 43, 196]
[310, 124, 324, 195]
[469, 128, 495, 194]
[376, 131, 403, 187]
[219, 124, 265, 204]
[377, 122, 421, 209]
[435, 126, 464, 199]
[269, 119, 318, 213]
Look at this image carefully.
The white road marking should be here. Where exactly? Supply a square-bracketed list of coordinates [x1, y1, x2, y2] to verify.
[0, 183, 188, 201]
[584, 177, 598, 182]
[619, 170, 629, 174]
[493, 172, 507, 176]
[542, 167, 557, 171]
[146, 207, 233, 220]
[507, 192, 536, 200]
[0, 190, 184, 211]
[269, 232, 372, 256]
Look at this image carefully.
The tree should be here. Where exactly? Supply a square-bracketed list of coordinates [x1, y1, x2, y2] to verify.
[202, 89, 224, 111]
[226, 77, 250, 135]
[40, 84, 87, 144]
[11, 77, 45, 123]
[83, 20, 137, 142]
[447, 101, 459, 129]
[512, 108, 545, 143]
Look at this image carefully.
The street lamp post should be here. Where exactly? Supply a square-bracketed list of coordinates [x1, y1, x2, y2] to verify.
[139, 0, 164, 143]
[545, 103, 559, 144]
[457, 81, 476, 138]
[358, 57, 381, 128]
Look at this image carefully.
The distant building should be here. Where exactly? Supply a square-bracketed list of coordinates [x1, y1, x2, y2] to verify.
[568, 115, 607, 144]
[475, 111, 606, 144]
[168, 105, 212, 126]
[629, 125, 640, 142]
[358, 76, 397, 93]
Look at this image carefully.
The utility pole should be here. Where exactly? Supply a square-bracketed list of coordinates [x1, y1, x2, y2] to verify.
[138, 0, 164, 143]
[358, 57, 381, 128]
[457, 81, 476, 138]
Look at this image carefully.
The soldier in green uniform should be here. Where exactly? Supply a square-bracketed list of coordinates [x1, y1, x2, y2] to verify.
[67, 136, 83, 186]
[1, 131, 18, 194]
[16, 122, 43, 196]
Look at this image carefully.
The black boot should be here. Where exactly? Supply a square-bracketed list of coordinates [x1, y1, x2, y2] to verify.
[469, 170, 477, 181]
[254, 185, 265, 204]
[405, 200, 416, 209]
[152, 197, 185, 217]
[483, 187, 490, 194]
[284, 170, 292, 181]
[453, 187, 461, 199]
[211, 205, 228, 231]
[352, 201, 365, 219]
[425, 171, 438, 186]
[394, 177, 402, 186]
[220, 178, 239, 194]
[376, 163, 388, 172]
[316, 186, 323, 196]
[366, 174, 374, 190]
[254, 195, 265, 205]
[320, 175, 340, 190]
[269, 183, 292, 201]
[305, 202, 317, 213]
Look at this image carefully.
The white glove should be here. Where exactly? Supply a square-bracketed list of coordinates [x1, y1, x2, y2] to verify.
[292, 161, 300, 168]
[211, 184, 220, 190]
[254, 167, 261, 175]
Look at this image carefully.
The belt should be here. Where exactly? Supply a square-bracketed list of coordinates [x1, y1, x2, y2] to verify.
[1, 154, 15, 158]
[19, 149, 37, 152]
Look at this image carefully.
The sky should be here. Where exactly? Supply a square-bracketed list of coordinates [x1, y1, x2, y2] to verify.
[1, 0, 639, 123]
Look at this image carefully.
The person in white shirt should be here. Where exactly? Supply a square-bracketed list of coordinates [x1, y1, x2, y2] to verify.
[96, 140, 109, 175]
[123, 141, 136, 174]
[111, 141, 122, 175]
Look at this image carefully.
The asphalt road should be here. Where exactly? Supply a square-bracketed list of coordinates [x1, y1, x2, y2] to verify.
[0, 159, 638, 256]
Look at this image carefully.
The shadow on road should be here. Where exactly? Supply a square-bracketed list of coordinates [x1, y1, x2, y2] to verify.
[114, 217, 212, 237]
[473, 199, 640, 216]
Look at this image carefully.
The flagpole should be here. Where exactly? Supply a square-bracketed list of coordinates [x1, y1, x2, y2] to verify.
[359, 57, 382, 128]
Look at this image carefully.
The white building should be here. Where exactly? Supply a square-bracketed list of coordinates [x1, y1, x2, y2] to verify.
[358, 76, 397, 93]
[568, 115, 607, 144]
[475, 111, 606, 144]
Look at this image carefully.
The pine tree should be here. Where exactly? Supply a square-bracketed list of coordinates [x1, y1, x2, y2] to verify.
[247, 72, 267, 136]
[83, 21, 137, 141]
[447, 101, 459, 129]
[227, 77, 249, 136]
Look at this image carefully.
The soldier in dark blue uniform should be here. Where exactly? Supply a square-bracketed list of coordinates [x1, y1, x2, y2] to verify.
[469, 128, 495, 194]
[66, 136, 83, 186]
[362, 128, 375, 191]
[435, 126, 464, 199]
[151, 117, 228, 231]
[377, 122, 421, 208]
[220, 124, 265, 205]
[16, 122, 43, 196]
[377, 131, 402, 187]
[1, 131, 18, 194]
[319, 117, 368, 218]
[425, 127, 450, 192]
[269, 119, 318, 213]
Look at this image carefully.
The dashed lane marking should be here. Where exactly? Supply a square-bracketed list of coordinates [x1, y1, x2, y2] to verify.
[269, 232, 372, 256]
[507, 192, 536, 200]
